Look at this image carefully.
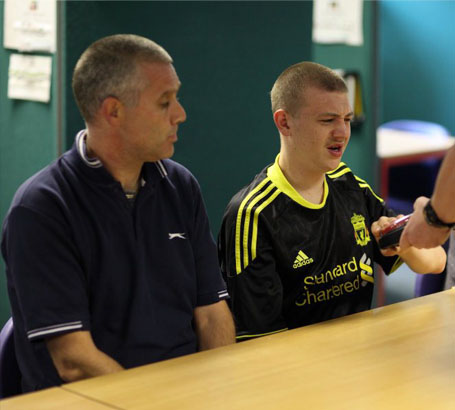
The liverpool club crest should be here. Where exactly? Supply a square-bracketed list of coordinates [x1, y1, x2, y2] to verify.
[351, 213, 371, 246]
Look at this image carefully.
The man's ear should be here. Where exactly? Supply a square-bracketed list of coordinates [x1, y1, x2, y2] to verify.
[99, 97, 123, 126]
[273, 109, 292, 137]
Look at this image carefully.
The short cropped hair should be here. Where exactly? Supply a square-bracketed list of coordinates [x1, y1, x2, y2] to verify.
[270, 61, 347, 115]
[72, 34, 173, 123]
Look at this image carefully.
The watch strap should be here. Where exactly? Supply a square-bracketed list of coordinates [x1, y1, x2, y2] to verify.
[423, 200, 455, 229]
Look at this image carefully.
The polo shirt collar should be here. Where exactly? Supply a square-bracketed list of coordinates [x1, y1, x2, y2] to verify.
[66, 129, 166, 188]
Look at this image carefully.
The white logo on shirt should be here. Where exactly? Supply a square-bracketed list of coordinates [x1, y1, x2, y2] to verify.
[168, 233, 186, 240]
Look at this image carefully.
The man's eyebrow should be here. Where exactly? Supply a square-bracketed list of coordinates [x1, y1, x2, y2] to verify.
[318, 111, 354, 117]
[159, 83, 182, 99]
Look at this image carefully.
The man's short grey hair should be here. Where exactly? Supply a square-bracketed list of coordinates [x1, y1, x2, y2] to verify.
[270, 61, 347, 116]
[72, 34, 173, 123]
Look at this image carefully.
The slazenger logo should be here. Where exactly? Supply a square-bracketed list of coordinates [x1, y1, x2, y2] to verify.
[293, 250, 314, 269]
[168, 233, 186, 240]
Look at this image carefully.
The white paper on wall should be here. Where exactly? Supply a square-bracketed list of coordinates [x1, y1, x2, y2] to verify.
[312, 0, 363, 46]
[4, 0, 56, 53]
[8, 53, 52, 103]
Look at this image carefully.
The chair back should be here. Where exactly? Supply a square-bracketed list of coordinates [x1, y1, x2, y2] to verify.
[0, 318, 22, 398]
[379, 119, 450, 137]
[415, 273, 447, 297]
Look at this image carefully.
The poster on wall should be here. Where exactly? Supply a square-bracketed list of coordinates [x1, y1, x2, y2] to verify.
[312, 0, 363, 46]
[3, 0, 56, 53]
[8, 53, 52, 103]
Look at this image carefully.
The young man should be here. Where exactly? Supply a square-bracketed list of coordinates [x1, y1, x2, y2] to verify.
[1, 34, 235, 392]
[218, 62, 445, 341]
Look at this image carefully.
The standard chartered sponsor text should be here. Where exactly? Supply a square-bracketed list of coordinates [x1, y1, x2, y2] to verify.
[296, 256, 360, 306]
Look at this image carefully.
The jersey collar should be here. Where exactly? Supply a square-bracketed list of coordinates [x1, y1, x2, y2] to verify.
[267, 154, 329, 209]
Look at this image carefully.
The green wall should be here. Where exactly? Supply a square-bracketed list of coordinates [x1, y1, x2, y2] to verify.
[1, 0, 450, 333]
[0, 1, 313, 325]
[0, 2, 60, 324]
[0, 1, 386, 326]
[380, 0, 455, 134]
[64, 1, 313, 233]
[312, 0, 378, 185]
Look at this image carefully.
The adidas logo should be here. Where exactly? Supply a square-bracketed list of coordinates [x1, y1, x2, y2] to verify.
[293, 250, 314, 269]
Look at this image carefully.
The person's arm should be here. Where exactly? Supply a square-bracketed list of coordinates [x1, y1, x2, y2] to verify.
[371, 215, 446, 274]
[2, 206, 119, 382]
[430, 145, 455, 223]
[193, 300, 235, 350]
[399, 196, 451, 249]
[400, 145, 455, 249]
[45, 331, 123, 383]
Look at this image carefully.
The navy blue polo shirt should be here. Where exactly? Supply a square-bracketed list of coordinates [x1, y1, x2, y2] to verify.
[1, 130, 228, 392]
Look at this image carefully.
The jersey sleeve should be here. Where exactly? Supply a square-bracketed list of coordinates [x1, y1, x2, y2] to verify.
[1, 205, 91, 342]
[361, 182, 402, 275]
[218, 198, 288, 341]
[187, 177, 229, 306]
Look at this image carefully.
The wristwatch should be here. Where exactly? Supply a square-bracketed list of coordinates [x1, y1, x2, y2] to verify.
[423, 200, 455, 229]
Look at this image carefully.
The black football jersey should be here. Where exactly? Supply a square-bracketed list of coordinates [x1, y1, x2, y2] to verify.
[218, 157, 401, 340]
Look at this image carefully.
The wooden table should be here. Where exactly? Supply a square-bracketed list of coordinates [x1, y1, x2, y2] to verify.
[5, 289, 451, 409]
[3, 290, 454, 409]
[0, 386, 113, 409]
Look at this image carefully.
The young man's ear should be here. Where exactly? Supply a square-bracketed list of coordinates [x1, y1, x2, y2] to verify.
[99, 97, 124, 126]
[273, 109, 292, 137]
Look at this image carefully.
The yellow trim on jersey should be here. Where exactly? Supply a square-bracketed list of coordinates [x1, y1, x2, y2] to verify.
[327, 163, 384, 204]
[236, 328, 288, 340]
[242, 183, 277, 269]
[251, 189, 281, 260]
[267, 155, 329, 209]
[235, 178, 271, 274]
[326, 162, 347, 174]
[234, 178, 281, 274]
[355, 176, 384, 203]
[326, 167, 351, 179]
[326, 162, 350, 179]
[390, 257, 404, 274]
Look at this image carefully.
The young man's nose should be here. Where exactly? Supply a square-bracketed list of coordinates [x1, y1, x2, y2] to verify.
[333, 120, 350, 138]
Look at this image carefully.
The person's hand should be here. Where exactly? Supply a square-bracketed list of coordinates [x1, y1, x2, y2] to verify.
[371, 214, 405, 257]
[399, 196, 451, 250]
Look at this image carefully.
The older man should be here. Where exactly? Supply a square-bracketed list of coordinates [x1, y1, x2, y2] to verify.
[2, 34, 234, 392]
